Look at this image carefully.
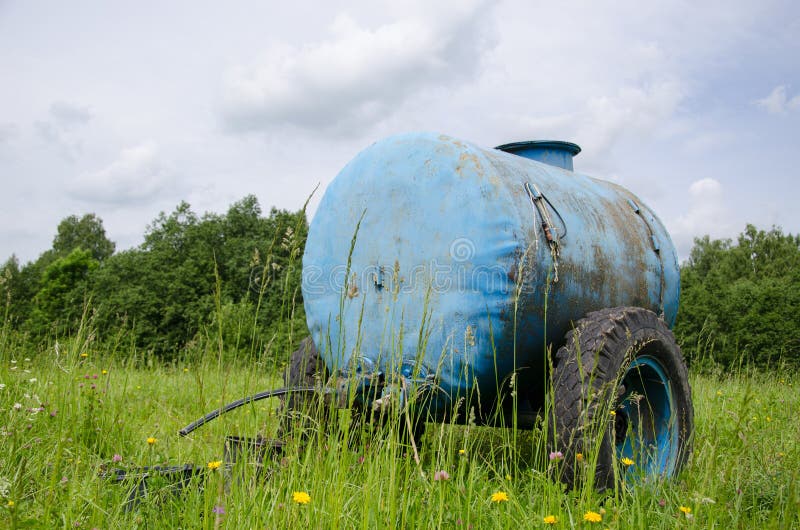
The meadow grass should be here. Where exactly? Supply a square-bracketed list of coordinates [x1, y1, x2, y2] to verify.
[0, 329, 798, 529]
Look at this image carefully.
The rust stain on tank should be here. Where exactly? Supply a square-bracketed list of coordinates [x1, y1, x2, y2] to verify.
[456, 151, 486, 178]
[347, 272, 359, 298]
[595, 193, 652, 306]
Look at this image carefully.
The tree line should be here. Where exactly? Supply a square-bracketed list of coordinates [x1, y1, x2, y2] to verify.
[0, 195, 307, 363]
[2, 200, 798, 369]
[674, 224, 800, 369]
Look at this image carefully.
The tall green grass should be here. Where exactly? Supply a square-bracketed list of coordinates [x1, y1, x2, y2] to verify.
[0, 320, 798, 528]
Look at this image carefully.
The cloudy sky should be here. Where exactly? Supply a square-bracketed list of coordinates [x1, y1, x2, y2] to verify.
[1, 0, 798, 264]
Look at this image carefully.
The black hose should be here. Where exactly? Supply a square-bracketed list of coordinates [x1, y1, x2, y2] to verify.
[524, 182, 568, 241]
[178, 386, 318, 436]
[542, 193, 568, 240]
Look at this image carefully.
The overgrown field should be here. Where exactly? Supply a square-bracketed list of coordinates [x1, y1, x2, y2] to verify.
[1, 333, 798, 529]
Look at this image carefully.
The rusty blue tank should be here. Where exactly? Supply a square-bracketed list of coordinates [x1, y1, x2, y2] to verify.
[302, 132, 679, 421]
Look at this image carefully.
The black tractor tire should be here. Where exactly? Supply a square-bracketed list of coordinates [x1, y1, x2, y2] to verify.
[279, 337, 329, 439]
[549, 307, 693, 490]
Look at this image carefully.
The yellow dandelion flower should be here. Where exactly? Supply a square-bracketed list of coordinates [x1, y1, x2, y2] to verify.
[609, 410, 616, 417]
[7, 500, 14, 508]
[620, 457, 634, 466]
[292, 491, 311, 504]
[576, 452, 584, 462]
[583, 511, 602, 523]
[458, 449, 466, 455]
[505, 474, 512, 481]
[679, 506, 692, 514]
[147, 437, 157, 445]
[80, 353, 88, 358]
[207, 460, 222, 470]
[184, 368, 189, 372]
[543, 515, 558, 524]
[101, 370, 108, 375]
[490, 491, 509, 503]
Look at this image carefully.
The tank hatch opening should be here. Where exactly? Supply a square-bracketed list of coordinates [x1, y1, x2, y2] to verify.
[495, 140, 581, 171]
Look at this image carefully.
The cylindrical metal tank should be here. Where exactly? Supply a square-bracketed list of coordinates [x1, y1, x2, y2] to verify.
[302, 132, 679, 419]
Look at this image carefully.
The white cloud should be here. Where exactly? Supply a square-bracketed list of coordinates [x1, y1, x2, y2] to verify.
[35, 101, 92, 161]
[755, 85, 800, 114]
[49, 101, 92, 127]
[220, 0, 494, 135]
[69, 141, 171, 205]
[0, 123, 18, 150]
[0, 123, 17, 142]
[481, 0, 778, 165]
[509, 79, 686, 177]
[688, 178, 722, 197]
[578, 81, 686, 153]
[670, 178, 732, 257]
[681, 130, 736, 154]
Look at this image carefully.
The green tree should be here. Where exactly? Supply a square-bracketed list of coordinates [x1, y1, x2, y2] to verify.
[53, 213, 115, 261]
[1, 256, 19, 318]
[1, 213, 115, 330]
[1, 251, 57, 328]
[676, 224, 800, 367]
[91, 198, 308, 360]
[3, 197, 308, 361]
[30, 248, 98, 335]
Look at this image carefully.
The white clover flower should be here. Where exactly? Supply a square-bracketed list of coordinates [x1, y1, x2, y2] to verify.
[12, 403, 22, 410]
[0, 476, 10, 497]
